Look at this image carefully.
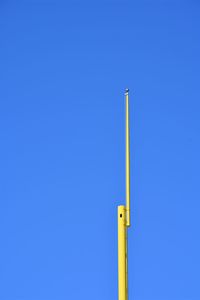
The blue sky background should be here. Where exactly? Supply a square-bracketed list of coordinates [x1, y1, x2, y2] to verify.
[0, 1, 200, 299]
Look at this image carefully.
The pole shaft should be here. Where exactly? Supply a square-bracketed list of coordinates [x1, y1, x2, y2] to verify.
[118, 205, 127, 300]
[118, 89, 131, 300]
[125, 90, 130, 227]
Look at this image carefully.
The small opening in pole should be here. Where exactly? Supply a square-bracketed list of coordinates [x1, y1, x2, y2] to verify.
[120, 214, 122, 218]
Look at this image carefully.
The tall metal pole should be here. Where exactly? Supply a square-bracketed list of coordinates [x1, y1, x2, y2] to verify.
[125, 89, 130, 227]
[118, 89, 131, 300]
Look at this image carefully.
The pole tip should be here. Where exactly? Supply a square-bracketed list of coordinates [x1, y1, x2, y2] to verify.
[125, 88, 129, 95]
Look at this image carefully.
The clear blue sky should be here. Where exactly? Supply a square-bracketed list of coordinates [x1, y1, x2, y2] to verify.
[0, 1, 200, 299]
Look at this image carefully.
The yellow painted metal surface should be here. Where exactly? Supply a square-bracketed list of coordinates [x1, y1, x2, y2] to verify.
[125, 89, 130, 227]
[118, 89, 131, 300]
[118, 205, 127, 300]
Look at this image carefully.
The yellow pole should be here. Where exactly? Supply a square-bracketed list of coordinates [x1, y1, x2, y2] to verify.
[118, 89, 131, 300]
[125, 89, 130, 227]
[118, 206, 127, 300]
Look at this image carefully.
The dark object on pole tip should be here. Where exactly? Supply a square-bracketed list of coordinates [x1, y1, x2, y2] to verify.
[125, 88, 129, 94]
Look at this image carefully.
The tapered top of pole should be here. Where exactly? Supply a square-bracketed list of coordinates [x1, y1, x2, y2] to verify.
[125, 88, 130, 227]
